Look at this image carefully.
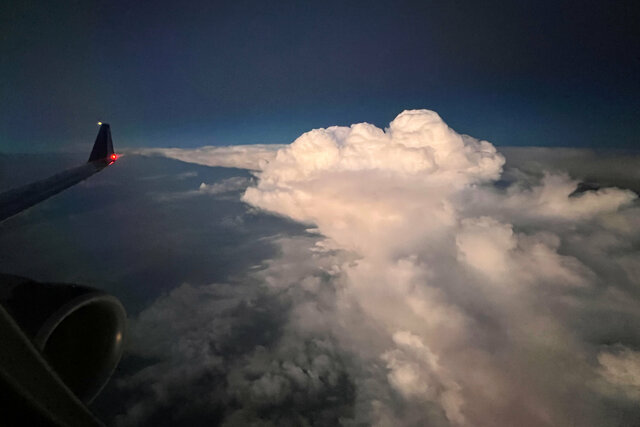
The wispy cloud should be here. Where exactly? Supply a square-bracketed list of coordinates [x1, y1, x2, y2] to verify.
[150, 176, 253, 202]
[129, 144, 285, 171]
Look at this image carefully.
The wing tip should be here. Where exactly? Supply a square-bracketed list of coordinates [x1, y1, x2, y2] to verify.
[88, 123, 115, 163]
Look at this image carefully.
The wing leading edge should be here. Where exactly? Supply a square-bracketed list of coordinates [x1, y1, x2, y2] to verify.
[0, 124, 118, 223]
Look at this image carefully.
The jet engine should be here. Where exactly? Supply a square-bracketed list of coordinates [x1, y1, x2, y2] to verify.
[0, 274, 126, 404]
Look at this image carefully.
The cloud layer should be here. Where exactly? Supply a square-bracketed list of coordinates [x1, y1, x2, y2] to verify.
[130, 145, 284, 171]
[116, 110, 640, 426]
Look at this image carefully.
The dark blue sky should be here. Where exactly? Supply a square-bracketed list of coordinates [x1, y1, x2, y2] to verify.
[2, 0, 638, 152]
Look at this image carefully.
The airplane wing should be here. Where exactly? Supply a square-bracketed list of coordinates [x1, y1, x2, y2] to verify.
[0, 124, 125, 426]
[0, 123, 118, 222]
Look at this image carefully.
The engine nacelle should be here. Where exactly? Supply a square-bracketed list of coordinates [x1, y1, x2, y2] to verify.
[0, 274, 126, 403]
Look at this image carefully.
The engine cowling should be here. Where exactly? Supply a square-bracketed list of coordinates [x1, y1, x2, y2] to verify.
[0, 274, 126, 403]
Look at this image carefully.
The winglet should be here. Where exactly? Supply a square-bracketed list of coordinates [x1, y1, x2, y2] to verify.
[88, 123, 115, 163]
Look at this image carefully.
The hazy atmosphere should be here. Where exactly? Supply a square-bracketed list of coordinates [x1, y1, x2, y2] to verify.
[1, 1, 639, 426]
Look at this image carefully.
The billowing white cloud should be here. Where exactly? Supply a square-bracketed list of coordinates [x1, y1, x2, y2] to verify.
[118, 110, 640, 426]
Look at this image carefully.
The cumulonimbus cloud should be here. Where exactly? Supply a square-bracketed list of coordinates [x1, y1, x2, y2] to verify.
[119, 110, 640, 426]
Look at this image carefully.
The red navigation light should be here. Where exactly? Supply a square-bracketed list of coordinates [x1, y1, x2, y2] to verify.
[110, 153, 118, 161]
